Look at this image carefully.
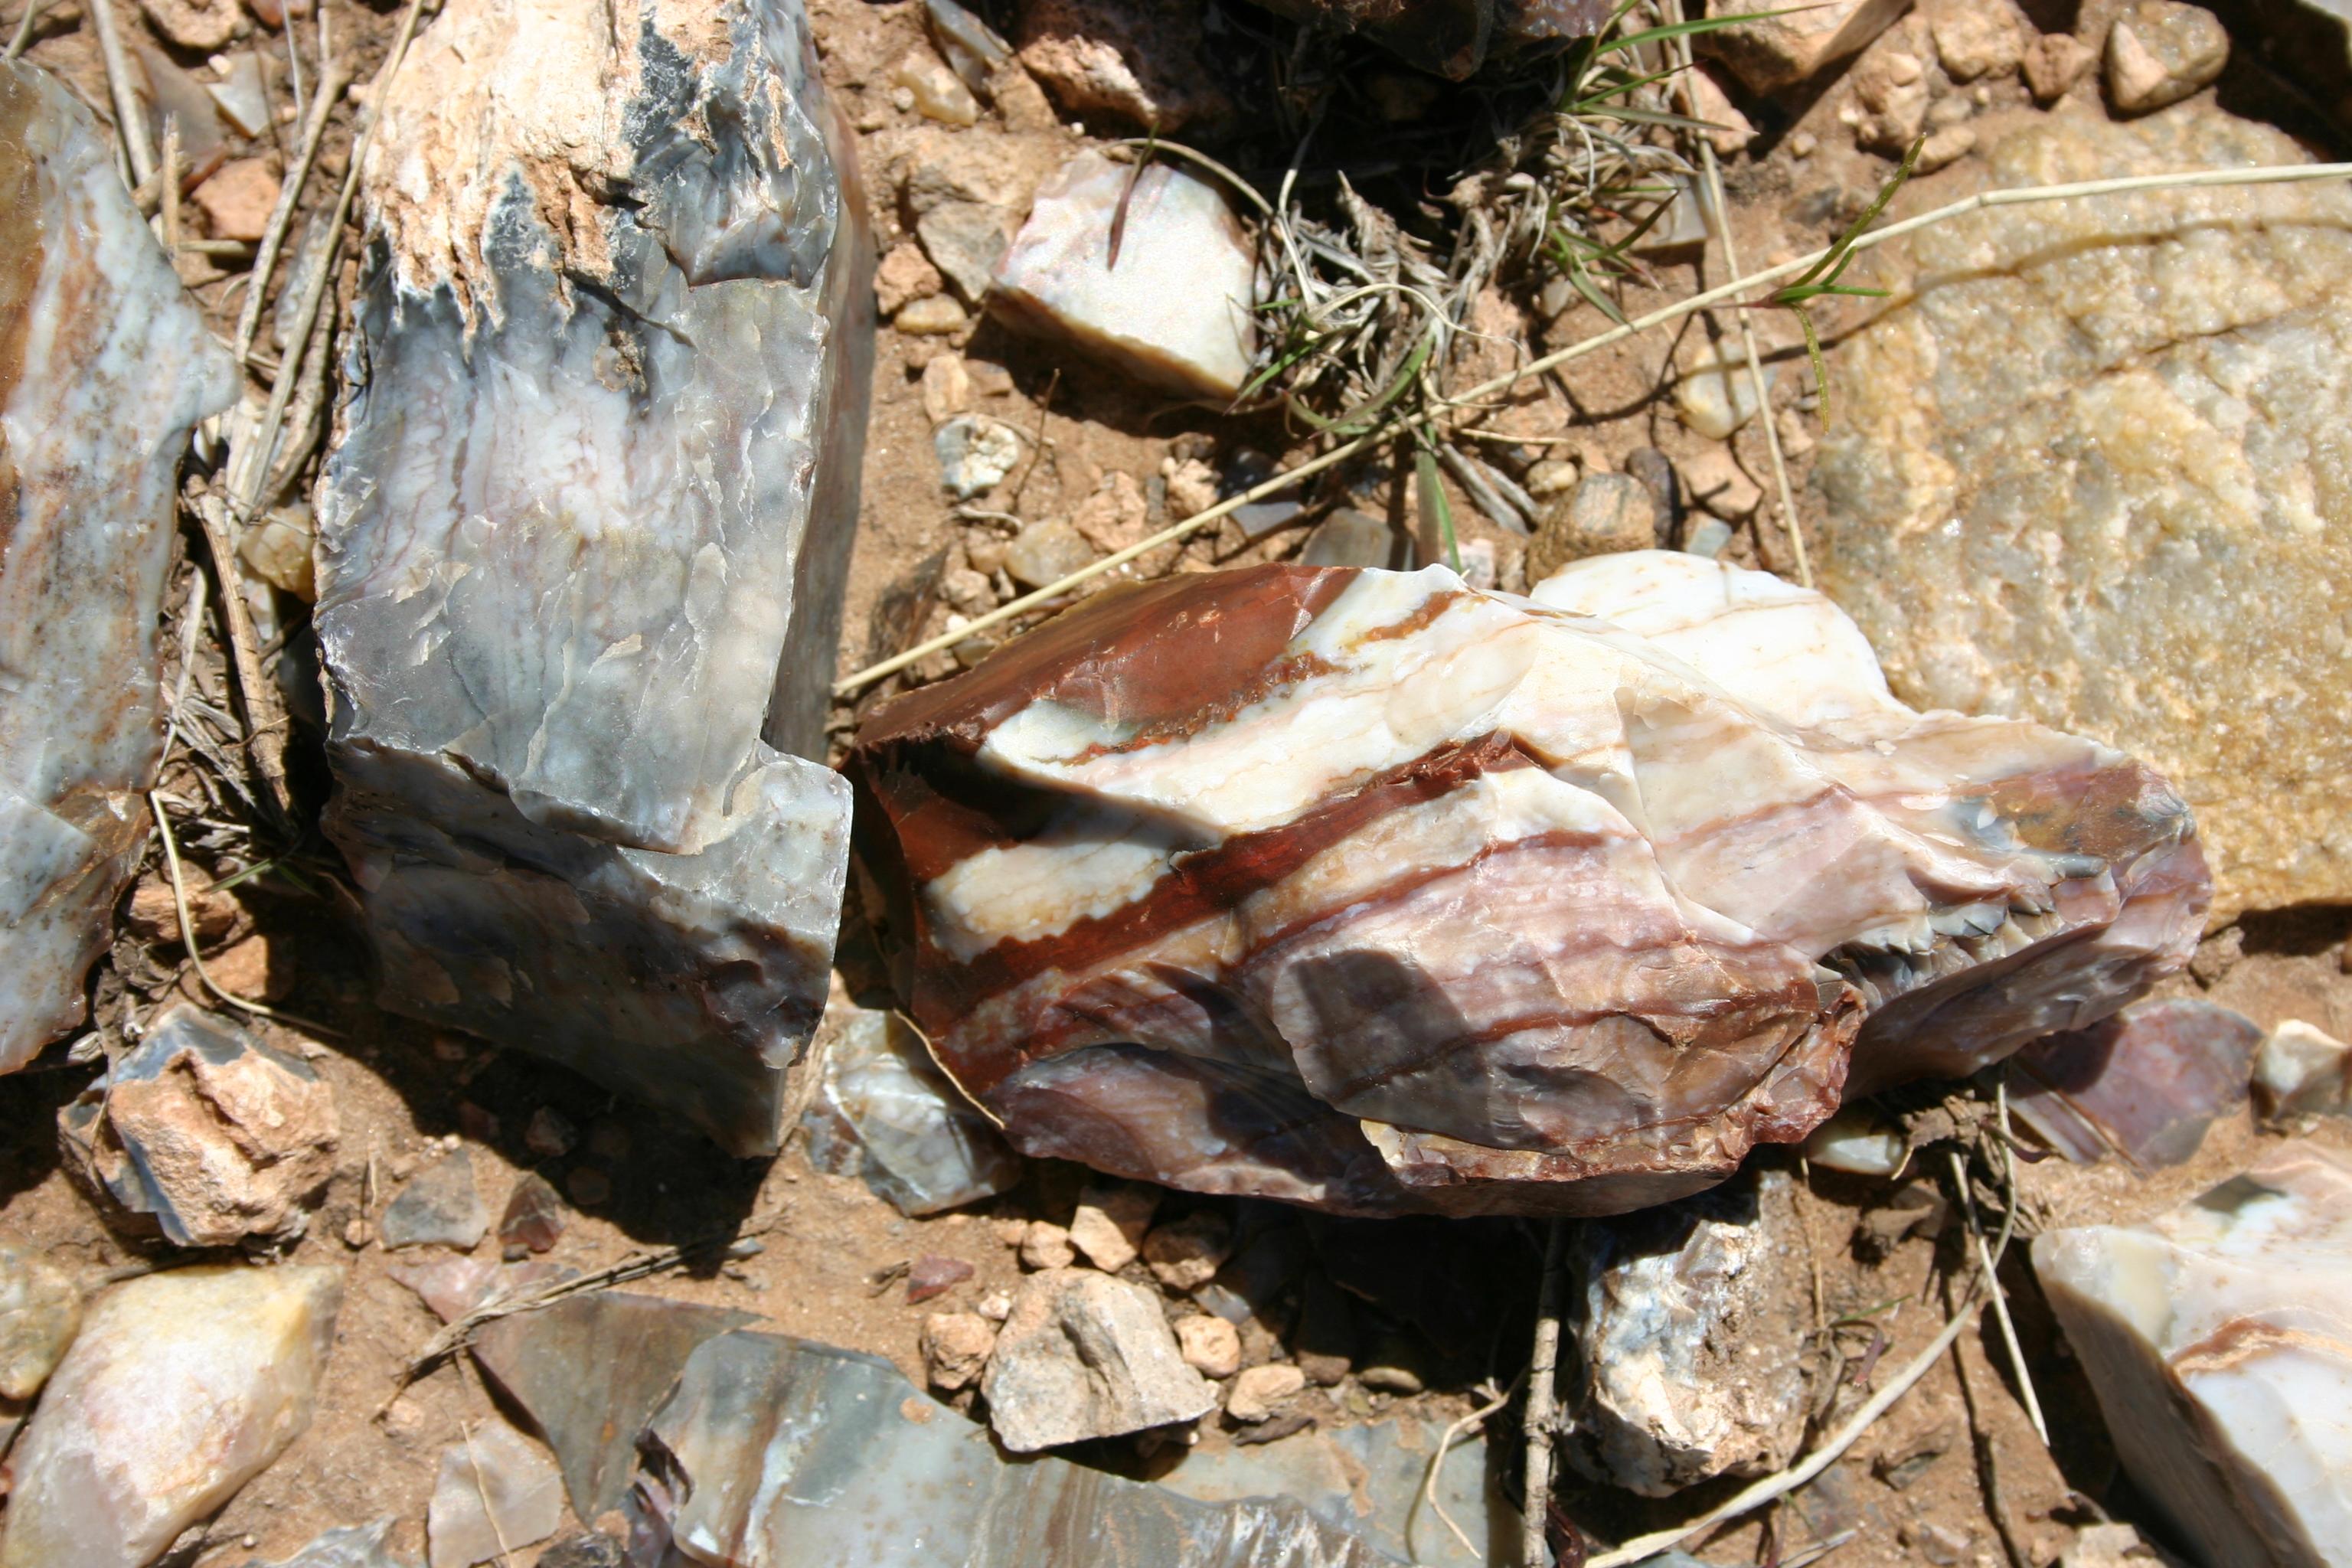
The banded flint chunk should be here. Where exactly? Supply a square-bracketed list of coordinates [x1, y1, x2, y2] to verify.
[2033, 1142, 2352, 1568]
[845, 552, 2207, 1217]
[315, 0, 873, 1153]
[0, 62, 238, 1071]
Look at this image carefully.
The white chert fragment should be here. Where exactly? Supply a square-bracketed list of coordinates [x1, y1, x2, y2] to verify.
[991, 149, 1257, 401]
[0, 62, 237, 1072]
[316, 0, 871, 1154]
[1803, 1104, 1908, 1177]
[1565, 1169, 1811, 1494]
[2034, 1142, 2352, 1568]
[800, 1006, 1022, 1216]
[229, 1522, 415, 1568]
[2252, 1019, 2351, 1126]
[0, 1264, 343, 1568]
[426, 1419, 563, 1568]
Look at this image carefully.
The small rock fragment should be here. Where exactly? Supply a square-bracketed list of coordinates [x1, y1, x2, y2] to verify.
[139, 0, 239, 50]
[1929, 0, 2022, 80]
[1566, 1169, 1811, 1495]
[193, 158, 281, 243]
[1226, 1363, 1305, 1424]
[0, 1265, 342, 1568]
[982, 1268, 1217, 1450]
[207, 51, 273, 138]
[1298, 508, 1406, 570]
[1356, 1351, 1423, 1395]
[523, 1106, 577, 1159]
[1142, 1210, 1233, 1292]
[427, 1419, 563, 1568]
[2106, 1, 2229, 113]
[1803, 1104, 1908, 1177]
[1681, 66, 1754, 156]
[1682, 517, 1735, 559]
[229, 1521, 416, 1567]
[1915, 123, 1977, 172]
[1070, 471, 1150, 554]
[565, 1166, 611, 1207]
[1848, 46, 1930, 155]
[240, 504, 318, 598]
[0, 1246, 78, 1403]
[1020, 1220, 1077, 1271]
[2034, 1142, 2352, 1568]
[896, 292, 970, 336]
[991, 149, 1257, 401]
[890, 49, 981, 126]
[921, 353, 973, 425]
[1527, 472, 1658, 580]
[1014, 0, 1226, 129]
[923, 1309, 997, 1390]
[533, 1536, 623, 1568]
[58, 1004, 338, 1248]
[926, 0, 1011, 91]
[1677, 447, 1760, 520]
[1675, 352, 1772, 439]
[1175, 1313, 1241, 1380]
[1005, 518, 1097, 589]
[2060, 1522, 2167, 1568]
[877, 242, 946, 316]
[387, 1253, 502, 1323]
[936, 415, 1022, 498]
[799, 1005, 1022, 1217]
[1070, 1182, 1159, 1272]
[1699, 0, 1912, 92]
[381, 1148, 489, 1252]
[907, 1254, 975, 1304]
[2252, 1018, 2351, 1125]
[2007, 998, 2262, 1168]
[496, 1173, 567, 1255]
[2023, 31, 2096, 101]
[1853, 1180, 1947, 1259]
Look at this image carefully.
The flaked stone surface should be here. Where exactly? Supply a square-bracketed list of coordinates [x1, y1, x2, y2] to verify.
[426, 1419, 562, 1568]
[1816, 108, 2352, 925]
[847, 551, 2205, 1217]
[0, 1264, 342, 1568]
[0, 62, 237, 1072]
[317, 0, 871, 1154]
[381, 1148, 489, 1252]
[0, 1243, 77, 1403]
[800, 1004, 1023, 1216]
[2034, 1142, 2352, 1567]
[1565, 1169, 1811, 1495]
[2007, 998, 2262, 1171]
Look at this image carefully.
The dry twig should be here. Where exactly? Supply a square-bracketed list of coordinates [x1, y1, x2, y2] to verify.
[147, 785, 333, 1034]
[85, 0, 153, 185]
[1415, 1372, 1521, 1563]
[5, 0, 45, 60]
[232, 53, 359, 371]
[1949, 1147, 2050, 1448]
[1522, 1218, 1569, 1567]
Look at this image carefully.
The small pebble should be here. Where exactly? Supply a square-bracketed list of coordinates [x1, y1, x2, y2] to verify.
[1018, 1220, 1076, 1271]
[566, 1166, 612, 1207]
[1225, 1363, 1306, 1424]
[1174, 1314, 1242, 1380]
[906, 1255, 976, 1305]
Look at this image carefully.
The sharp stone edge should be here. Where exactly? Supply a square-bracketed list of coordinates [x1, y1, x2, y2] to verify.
[315, 0, 874, 1153]
[845, 551, 2210, 1217]
[0, 60, 238, 1070]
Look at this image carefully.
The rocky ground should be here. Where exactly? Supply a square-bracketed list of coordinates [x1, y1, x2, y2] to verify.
[2, 0, 2350, 1564]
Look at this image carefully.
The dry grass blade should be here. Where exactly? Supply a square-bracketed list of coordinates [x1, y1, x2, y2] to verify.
[5, 0, 46, 60]
[1949, 1146, 2050, 1448]
[86, 0, 154, 184]
[192, 492, 293, 821]
[233, 54, 360, 370]
[148, 786, 336, 1034]
[1414, 1371, 1521, 1563]
[1521, 1217, 1569, 1568]
[838, 160, 2352, 696]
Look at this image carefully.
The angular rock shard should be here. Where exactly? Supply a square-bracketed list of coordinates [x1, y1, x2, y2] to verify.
[635, 1328, 1400, 1566]
[0, 61, 238, 1071]
[845, 551, 2207, 1217]
[981, 1266, 1217, 1452]
[2033, 1142, 2352, 1568]
[2007, 998, 2262, 1169]
[800, 1004, 1022, 1216]
[316, 0, 871, 1154]
[230, 1521, 416, 1568]
[0, 1264, 343, 1568]
[427, 1419, 563, 1568]
[58, 1004, 339, 1248]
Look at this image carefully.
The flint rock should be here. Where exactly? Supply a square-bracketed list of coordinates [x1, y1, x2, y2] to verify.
[427, 1419, 562, 1568]
[846, 550, 2205, 1217]
[991, 149, 1257, 402]
[381, 1148, 489, 1252]
[230, 1522, 416, 1568]
[496, 1173, 567, 1254]
[1803, 1104, 1907, 1178]
[316, 0, 870, 1156]
[635, 1328, 1390, 1565]
[2252, 1018, 2352, 1125]
[58, 1005, 338, 1249]
[1816, 109, 2352, 924]
[982, 1268, 1217, 1451]
[1566, 1169, 1811, 1494]
[2034, 1142, 2352, 1567]
[2007, 998, 2262, 1168]
[0, 62, 238, 1071]
[0, 1265, 342, 1568]
[1697, 0, 1913, 92]
[0, 1245, 77, 1402]
[801, 1005, 1022, 1216]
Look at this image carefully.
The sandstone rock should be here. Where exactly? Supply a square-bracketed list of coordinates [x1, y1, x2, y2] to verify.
[1176, 1313, 1242, 1379]
[846, 551, 2203, 1217]
[2022, 31, 2096, 100]
[472, 1291, 753, 1518]
[982, 1268, 1217, 1450]
[1225, 1362, 1305, 1423]
[2034, 1142, 2352, 1566]
[1929, 0, 2021, 80]
[897, 292, 970, 335]
[877, 242, 946, 315]
[923, 354, 975, 426]
[57, 1004, 338, 1248]
[1681, 65, 1755, 155]
[2007, 998, 2262, 1168]
[2252, 1018, 2351, 1125]
[426, 1419, 562, 1568]
[637, 1327, 1394, 1564]
[1677, 448, 1760, 520]
[1070, 471, 1150, 553]
[193, 157, 280, 243]
[992, 149, 1257, 402]
[317, 0, 869, 1158]
[1015, 0, 1227, 129]
[1070, 1181, 1159, 1272]
[0, 63, 237, 1072]
[1699, 0, 1913, 93]
[1565, 1169, 1811, 1494]
[1847, 44, 1930, 155]
[923, 1309, 996, 1390]
[800, 1004, 1021, 1217]
[0, 1265, 342, 1568]
[0, 1246, 77, 1403]
[1143, 1210, 1233, 1292]
[1523, 472, 1656, 589]
[1021, 1220, 1078, 1270]
[381, 1148, 489, 1251]
[1815, 109, 2352, 923]
[2105, 0, 2229, 113]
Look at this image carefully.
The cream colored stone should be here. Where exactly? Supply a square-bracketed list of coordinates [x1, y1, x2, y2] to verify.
[2105, 1, 2229, 114]
[1225, 1362, 1304, 1423]
[1815, 109, 2352, 922]
[1699, 0, 1914, 93]
[1174, 1313, 1241, 1380]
